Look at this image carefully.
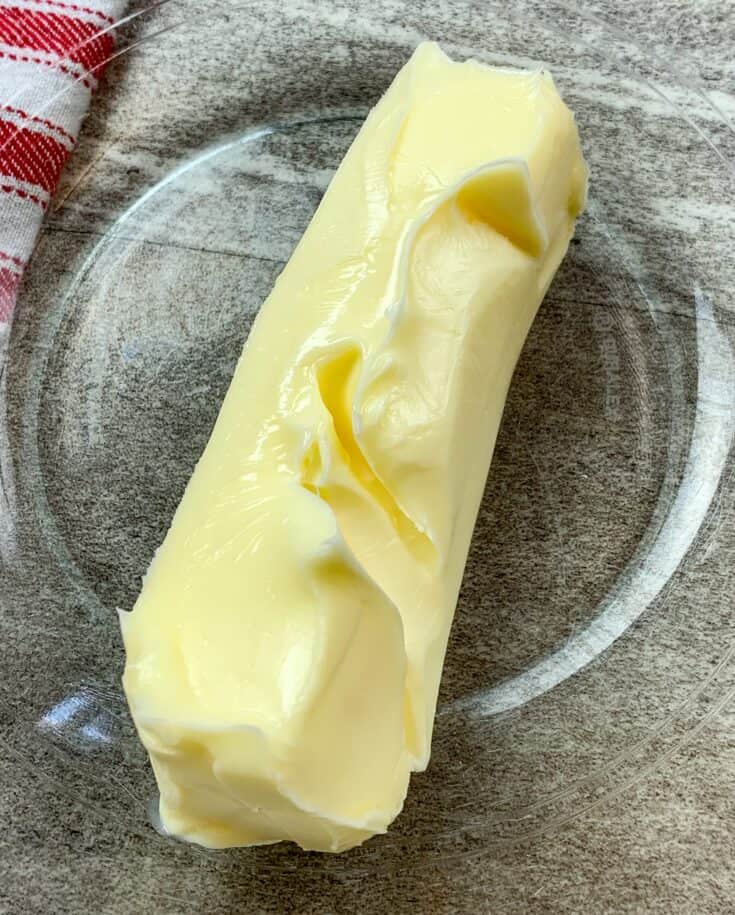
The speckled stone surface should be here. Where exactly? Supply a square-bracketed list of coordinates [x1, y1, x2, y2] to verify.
[1, 1, 735, 913]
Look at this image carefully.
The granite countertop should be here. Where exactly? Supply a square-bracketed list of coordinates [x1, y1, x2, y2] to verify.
[2, 1, 734, 913]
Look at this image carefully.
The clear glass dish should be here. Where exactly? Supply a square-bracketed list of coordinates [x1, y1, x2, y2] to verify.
[2, 0, 734, 907]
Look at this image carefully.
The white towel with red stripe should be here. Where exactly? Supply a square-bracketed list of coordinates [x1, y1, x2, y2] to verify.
[0, 0, 125, 336]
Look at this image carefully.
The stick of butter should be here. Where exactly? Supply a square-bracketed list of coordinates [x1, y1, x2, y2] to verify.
[121, 42, 587, 852]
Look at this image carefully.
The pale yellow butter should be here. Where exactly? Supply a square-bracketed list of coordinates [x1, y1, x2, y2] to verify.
[121, 42, 587, 852]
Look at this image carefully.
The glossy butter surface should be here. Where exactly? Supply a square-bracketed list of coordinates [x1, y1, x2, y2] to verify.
[121, 42, 587, 852]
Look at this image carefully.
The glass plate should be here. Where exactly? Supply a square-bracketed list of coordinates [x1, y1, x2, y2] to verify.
[2, 0, 734, 901]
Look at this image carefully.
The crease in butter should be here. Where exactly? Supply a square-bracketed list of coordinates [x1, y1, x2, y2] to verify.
[120, 41, 588, 853]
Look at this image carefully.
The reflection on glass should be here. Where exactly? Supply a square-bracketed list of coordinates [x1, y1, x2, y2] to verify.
[38, 686, 121, 750]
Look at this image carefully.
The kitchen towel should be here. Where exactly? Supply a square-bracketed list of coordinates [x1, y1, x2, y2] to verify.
[0, 0, 127, 340]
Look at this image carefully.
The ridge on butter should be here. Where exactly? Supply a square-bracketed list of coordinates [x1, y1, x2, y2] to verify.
[120, 41, 588, 853]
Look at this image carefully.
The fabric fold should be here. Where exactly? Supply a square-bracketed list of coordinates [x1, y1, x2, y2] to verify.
[0, 0, 126, 329]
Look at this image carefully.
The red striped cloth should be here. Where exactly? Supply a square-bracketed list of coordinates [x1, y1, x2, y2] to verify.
[0, 0, 126, 337]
